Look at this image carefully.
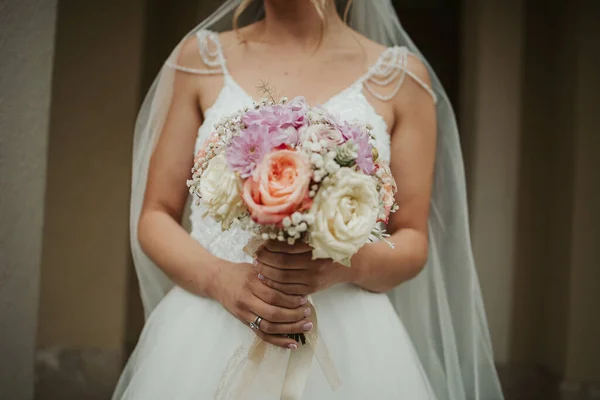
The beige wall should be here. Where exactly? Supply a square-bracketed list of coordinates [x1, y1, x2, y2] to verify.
[37, 0, 145, 351]
[0, 1, 57, 398]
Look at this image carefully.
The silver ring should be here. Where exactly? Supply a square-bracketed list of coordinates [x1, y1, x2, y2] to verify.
[249, 315, 263, 330]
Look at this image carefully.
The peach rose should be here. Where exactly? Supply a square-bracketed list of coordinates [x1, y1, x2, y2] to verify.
[242, 150, 312, 225]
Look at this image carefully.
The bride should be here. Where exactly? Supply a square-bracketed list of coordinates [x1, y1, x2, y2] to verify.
[114, 0, 504, 399]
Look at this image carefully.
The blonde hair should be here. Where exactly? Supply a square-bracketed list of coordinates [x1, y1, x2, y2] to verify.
[233, 0, 354, 44]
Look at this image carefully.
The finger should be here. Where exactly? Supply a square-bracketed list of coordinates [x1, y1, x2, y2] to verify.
[259, 318, 314, 336]
[256, 247, 315, 270]
[263, 240, 312, 254]
[255, 261, 310, 285]
[247, 295, 309, 323]
[252, 279, 308, 309]
[253, 329, 299, 350]
[260, 277, 313, 296]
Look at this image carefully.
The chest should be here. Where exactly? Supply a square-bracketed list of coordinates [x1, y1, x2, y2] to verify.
[197, 79, 395, 140]
[195, 79, 392, 168]
[228, 54, 363, 101]
[197, 45, 395, 130]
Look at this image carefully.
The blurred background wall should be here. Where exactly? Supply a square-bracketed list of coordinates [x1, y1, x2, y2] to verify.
[0, 0, 598, 399]
[0, 2, 57, 399]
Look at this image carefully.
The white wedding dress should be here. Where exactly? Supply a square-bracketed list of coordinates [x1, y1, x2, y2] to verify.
[113, 30, 439, 400]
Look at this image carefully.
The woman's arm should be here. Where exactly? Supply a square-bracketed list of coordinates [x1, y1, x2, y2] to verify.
[138, 40, 225, 299]
[347, 57, 437, 293]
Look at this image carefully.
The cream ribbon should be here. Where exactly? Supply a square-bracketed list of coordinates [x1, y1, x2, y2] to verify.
[227, 238, 342, 400]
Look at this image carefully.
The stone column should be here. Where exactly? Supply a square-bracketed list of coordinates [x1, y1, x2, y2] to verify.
[460, 0, 525, 364]
[564, 0, 600, 386]
[34, 1, 146, 397]
[0, 1, 58, 398]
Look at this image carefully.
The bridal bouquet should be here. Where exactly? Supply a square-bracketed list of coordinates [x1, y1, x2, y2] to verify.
[187, 96, 397, 267]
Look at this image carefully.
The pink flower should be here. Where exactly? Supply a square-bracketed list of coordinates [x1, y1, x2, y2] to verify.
[225, 125, 278, 178]
[285, 96, 310, 129]
[242, 150, 312, 225]
[300, 124, 344, 150]
[338, 122, 375, 174]
[242, 97, 309, 147]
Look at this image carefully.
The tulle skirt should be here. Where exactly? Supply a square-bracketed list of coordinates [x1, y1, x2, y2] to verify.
[112, 281, 437, 399]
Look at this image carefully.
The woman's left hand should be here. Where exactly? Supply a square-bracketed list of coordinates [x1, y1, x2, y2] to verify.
[253, 240, 351, 296]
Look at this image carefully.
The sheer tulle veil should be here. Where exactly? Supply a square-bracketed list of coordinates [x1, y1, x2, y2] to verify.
[129, 0, 504, 398]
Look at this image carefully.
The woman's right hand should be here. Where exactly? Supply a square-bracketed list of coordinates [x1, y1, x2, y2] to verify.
[211, 262, 314, 350]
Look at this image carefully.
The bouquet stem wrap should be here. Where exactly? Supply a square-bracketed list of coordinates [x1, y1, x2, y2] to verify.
[217, 238, 342, 400]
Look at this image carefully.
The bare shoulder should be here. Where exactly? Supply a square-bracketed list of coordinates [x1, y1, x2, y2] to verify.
[175, 29, 236, 70]
[357, 32, 431, 83]
[175, 34, 207, 69]
[404, 52, 433, 88]
[395, 53, 435, 114]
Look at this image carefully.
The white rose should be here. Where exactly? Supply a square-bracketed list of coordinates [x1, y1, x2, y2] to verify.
[308, 168, 379, 266]
[199, 155, 245, 230]
[301, 124, 344, 150]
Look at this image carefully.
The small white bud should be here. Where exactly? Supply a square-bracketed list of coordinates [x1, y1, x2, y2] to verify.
[310, 142, 322, 153]
[325, 160, 340, 174]
[282, 217, 291, 228]
[261, 233, 270, 240]
[291, 212, 302, 225]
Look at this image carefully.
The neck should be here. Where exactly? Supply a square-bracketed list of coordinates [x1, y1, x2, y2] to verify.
[261, 0, 345, 47]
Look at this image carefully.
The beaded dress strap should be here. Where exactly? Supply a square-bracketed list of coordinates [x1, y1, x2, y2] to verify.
[362, 47, 437, 103]
[165, 30, 226, 75]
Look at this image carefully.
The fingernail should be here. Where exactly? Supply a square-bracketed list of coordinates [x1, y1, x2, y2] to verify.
[257, 273, 265, 281]
[252, 259, 258, 266]
[303, 307, 312, 317]
[299, 297, 308, 305]
[288, 343, 298, 350]
[303, 322, 313, 331]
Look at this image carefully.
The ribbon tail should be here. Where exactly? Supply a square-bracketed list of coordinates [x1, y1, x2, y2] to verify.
[280, 296, 341, 400]
[281, 337, 315, 400]
[314, 333, 342, 391]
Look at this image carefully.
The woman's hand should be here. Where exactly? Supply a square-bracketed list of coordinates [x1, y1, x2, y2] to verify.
[212, 261, 314, 350]
[253, 240, 352, 296]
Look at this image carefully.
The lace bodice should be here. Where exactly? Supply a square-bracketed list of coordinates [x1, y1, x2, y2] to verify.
[172, 30, 435, 262]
